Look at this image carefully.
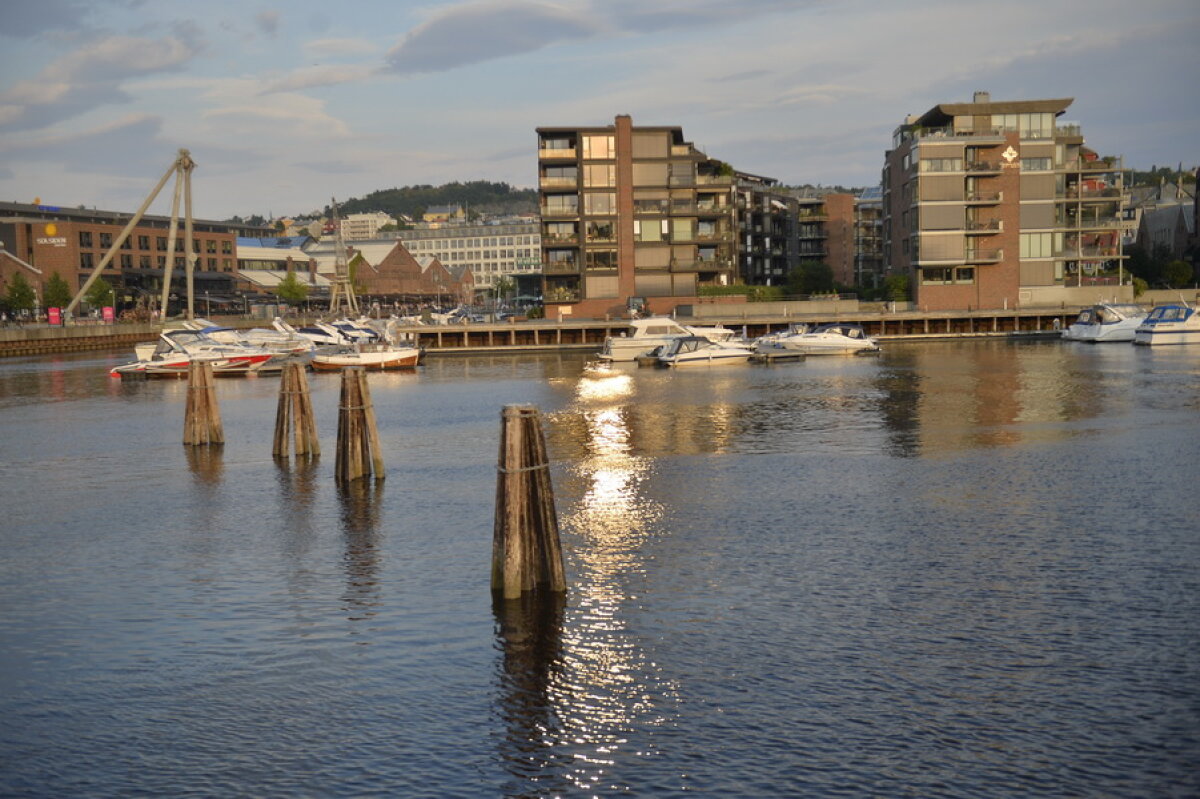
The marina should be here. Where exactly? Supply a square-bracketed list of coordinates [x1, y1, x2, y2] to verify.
[1, 341, 1197, 797]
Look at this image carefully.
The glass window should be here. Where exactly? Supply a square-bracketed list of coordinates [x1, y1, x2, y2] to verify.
[99, 232, 113, 248]
[583, 164, 615, 187]
[582, 135, 614, 159]
[79, 231, 93, 247]
[920, 158, 963, 173]
[584, 192, 617, 215]
[1021, 157, 1051, 171]
[80, 252, 94, 269]
[1020, 232, 1052, 259]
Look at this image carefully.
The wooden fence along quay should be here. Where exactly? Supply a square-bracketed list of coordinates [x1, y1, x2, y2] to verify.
[0, 309, 1076, 358]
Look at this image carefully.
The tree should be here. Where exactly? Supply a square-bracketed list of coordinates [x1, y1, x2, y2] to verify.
[84, 277, 114, 309]
[786, 260, 835, 295]
[883, 273, 910, 302]
[1164, 259, 1195, 289]
[492, 276, 515, 303]
[5, 272, 36, 312]
[42, 272, 72, 309]
[275, 271, 309, 306]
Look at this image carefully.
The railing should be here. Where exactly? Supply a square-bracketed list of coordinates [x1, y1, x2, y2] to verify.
[541, 233, 578, 244]
[544, 288, 580, 302]
[696, 175, 735, 186]
[965, 219, 1002, 232]
[797, 213, 828, 221]
[1061, 216, 1122, 230]
[965, 191, 1002, 203]
[1062, 158, 1120, 172]
[696, 203, 728, 214]
[538, 146, 577, 159]
[965, 248, 1003, 263]
[966, 161, 1001, 172]
[1057, 124, 1082, 137]
[543, 260, 580, 275]
[913, 126, 1005, 140]
[539, 176, 577, 189]
[683, 257, 734, 271]
[540, 204, 579, 217]
[1062, 187, 1122, 200]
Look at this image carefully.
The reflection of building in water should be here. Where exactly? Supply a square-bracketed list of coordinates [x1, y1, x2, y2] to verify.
[492, 367, 681, 795]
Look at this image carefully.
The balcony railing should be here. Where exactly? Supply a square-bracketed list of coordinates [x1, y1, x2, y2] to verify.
[965, 248, 1003, 263]
[696, 203, 728, 215]
[544, 287, 581, 303]
[696, 174, 735, 186]
[965, 191, 1002, 203]
[539, 176, 578, 189]
[966, 160, 1001, 172]
[965, 219, 1002, 232]
[541, 233, 578, 245]
[681, 257, 735, 272]
[538, 146, 577, 159]
[543, 260, 580, 275]
[1061, 187, 1122, 200]
[1060, 216, 1122, 231]
[540, 204, 579, 218]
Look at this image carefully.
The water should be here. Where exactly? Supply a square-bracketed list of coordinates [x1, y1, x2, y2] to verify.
[0, 341, 1197, 797]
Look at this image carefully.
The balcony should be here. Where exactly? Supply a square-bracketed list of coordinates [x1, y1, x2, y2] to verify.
[544, 286, 580, 303]
[539, 176, 578, 189]
[1060, 186, 1122, 200]
[912, 126, 1005, 141]
[541, 233, 579, 245]
[543, 259, 580, 275]
[1063, 157, 1121, 172]
[965, 248, 1003, 263]
[538, 146, 577, 160]
[696, 174, 734, 186]
[696, 202, 728, 216]
[966, 160, 1001, 174]
[1060, 215, 1122, 231]
[965, 218, 1002, 234]
[540, 204, 579, 218]
[683, 257, 734, 272]
[965, 191, 1002, 204]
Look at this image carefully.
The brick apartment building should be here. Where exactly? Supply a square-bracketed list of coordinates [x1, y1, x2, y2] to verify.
[882, 92, 1127, 311]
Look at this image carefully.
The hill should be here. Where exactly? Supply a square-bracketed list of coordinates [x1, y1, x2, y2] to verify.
[332, 181, 537, 222]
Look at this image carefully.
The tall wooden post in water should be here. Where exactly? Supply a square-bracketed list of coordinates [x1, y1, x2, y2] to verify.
[492, 405, 566, 599]
[273, 360, 319, 459]
[335, 367, 384, 483]
[183, 360, 223, 446]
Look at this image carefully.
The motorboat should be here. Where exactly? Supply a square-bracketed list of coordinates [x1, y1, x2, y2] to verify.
[656, 336, 754, 367]
[310, 342, 423, 371]
[1061, 303, 1148, 343]
[184, 318, 315, 357]
[1133, 303, 1200, 346]
[275, 318, 381, 347]
[754, 322, 879, 355]
[598, 317, 737, 362]
[112, 331, 273, 378]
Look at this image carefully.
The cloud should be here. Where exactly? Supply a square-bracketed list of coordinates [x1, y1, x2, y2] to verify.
[0, 31, 203, 131]
[0, 0, 95, 38]
[260, 64, 376, 94]
[385, 1, 597, 74]
[304, 37, 378, 58]
[603, 0, 806, 32]
[0, 113, 171, 171]
[256, 10, 281, 36]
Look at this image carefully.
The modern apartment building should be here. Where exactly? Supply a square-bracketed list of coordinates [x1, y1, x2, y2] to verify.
[536, 115, 742, 318]
[341, 212, 398, 241]
[736, 174, 797, 286]
[882, 92, 1127, 310]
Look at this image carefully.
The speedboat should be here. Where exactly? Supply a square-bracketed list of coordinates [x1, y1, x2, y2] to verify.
[656, 335, 753, 367]
[754, 322, 878, 355]
[112, 331, 273, 378]
[185, 318, 315, 357]
[1062, 303, 1148, 343]
[599, 317, 737, 362]
[1133, 303, 1200, 346]
[310, 342, 422, 371]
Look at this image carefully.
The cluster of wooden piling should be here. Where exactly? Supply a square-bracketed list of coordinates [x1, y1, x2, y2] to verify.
[492, 405, 566, 599]
[273, 361, 320, 459]
[183, 360, 224, 446]
[335, 367, 385, 483]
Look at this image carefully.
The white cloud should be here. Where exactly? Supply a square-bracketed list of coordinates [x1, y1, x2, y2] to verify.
[303, 37, 379, 58]
[260, 64, 377, 94]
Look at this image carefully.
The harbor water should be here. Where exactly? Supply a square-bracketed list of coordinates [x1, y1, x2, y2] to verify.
[0, 341, 1197, 797]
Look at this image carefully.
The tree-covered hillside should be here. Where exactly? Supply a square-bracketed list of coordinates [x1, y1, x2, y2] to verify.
[332, 181, 537, 221]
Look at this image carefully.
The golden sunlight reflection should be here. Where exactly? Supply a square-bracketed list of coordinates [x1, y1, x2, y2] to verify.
[493, 367, 681, 794]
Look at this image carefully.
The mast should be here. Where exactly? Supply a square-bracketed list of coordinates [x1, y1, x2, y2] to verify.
[327, 197, 359, 316]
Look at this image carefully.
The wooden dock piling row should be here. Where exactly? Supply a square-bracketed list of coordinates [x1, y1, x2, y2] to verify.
[273, 360, 320, 459]
[335, 367, 385, 483]
[492, 405, 566, 599]
[183, 360, 224, 446]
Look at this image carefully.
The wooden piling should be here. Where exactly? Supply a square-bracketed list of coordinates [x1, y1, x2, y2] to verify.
[492, 405, 566, 599]
[273, 360, 320, 459]
[183, 360, 223, 446]
[335, 367, 384, 483]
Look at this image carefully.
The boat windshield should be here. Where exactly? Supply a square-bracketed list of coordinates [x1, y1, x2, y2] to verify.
[1148, 306, 1192, 322]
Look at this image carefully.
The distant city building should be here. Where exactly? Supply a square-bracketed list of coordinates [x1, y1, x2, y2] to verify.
[882, 92, 1128, 310]
[854, 186, 885, 289]
[422, 205, 466, 225]
[304, 239, 474, 306]
[536, 115, 745, 317]
[0, 201, 272, 313]
[737, 175, 797, 286]
[1130, 178, 1195, 261]
[341, 212, 398, 240]
[396, 220, 541, 294]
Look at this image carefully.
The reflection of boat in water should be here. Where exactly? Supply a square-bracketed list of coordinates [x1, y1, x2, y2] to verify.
[1062, 303, 1147, 343]
[310, 342, 422, 371]
[656, 336, 754, 367]
[114, 329, 275, 378]
[599, 317, 736, 362]
[1133, 303, 1200, 346]
[754, 322, 879, 355]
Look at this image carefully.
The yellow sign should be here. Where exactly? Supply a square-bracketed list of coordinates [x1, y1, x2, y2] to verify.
[45, 223, 57, 236]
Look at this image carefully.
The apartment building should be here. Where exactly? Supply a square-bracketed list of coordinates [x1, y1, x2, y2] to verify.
[882, 92, 1127, 310]
[341, 212, 397, 241]
[737, 175, 797, 286]
[396, 219, 541, 293]
[536, 115, 742, 318]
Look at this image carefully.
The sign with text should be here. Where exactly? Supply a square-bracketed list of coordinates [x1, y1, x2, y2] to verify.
[48, 307, 61, 325]
[102, 306, 115, 323]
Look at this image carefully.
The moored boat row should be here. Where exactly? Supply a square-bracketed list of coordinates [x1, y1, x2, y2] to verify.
[1061, 301, 1200, 346]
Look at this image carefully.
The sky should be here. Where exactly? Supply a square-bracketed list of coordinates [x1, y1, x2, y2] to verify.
[1, 0, 1197, 221]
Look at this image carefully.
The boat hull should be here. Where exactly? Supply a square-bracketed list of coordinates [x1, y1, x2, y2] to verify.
[310, 347, 422, 371]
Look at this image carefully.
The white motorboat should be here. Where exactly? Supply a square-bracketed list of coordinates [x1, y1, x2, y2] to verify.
[184, 318, 315, 357]
[310, 342, 423, 371]
[599, 317, 737, 362]
[1061, 303, 1148, 343]
[755, 322, 879, 355]
[275, 318, 381, 347]
[656, 335, 754, 367]
[113, 331, 274, 378]
[1133, 303, 1200, 346]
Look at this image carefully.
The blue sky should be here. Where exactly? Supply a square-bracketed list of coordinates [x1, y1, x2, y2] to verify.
[1, 0, 1196, 220]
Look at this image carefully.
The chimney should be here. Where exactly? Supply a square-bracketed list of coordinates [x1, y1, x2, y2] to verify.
[973, 91, 991, 103]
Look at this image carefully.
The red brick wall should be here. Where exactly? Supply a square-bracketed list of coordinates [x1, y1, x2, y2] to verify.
[823, 193, 856, 286]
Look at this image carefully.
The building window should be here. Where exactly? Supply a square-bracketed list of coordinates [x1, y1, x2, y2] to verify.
[157, 237, 167, 251]
[1021, 158, 1051, 171]
[137, 235, 150, 250]
[140, 255, 151, 268]
[206, 240, 217, 253]
[79, 231, 93, 247]
[583, 163, 616, 187]
[99, 232, 113, 249]
[80, 252, 95, 269]
[584, 192, 617, 215]
[120, 254, 132, 268]
[582, 135, 615, 159]
[1020, 232, 1052, 259]
[222, 241, 232, 254]
[207, 258, 217, 269]
[585, 249, 617, 270]
[920, 158, 963, 173]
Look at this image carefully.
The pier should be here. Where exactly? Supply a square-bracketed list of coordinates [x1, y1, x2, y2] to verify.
[0, 308, 1073, 359]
